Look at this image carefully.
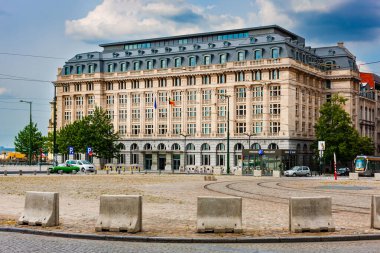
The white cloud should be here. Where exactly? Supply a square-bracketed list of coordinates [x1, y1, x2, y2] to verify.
[65, 0, 245, 41]
[0, 87, 7, 95]
[248, 0, 295, 29]
[289, 0, 346, 13]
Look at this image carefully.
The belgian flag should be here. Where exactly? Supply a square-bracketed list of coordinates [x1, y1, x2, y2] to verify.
[169, 98, 175, 106]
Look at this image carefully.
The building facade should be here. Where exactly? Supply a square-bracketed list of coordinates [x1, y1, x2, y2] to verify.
[52, 25, 362, 170]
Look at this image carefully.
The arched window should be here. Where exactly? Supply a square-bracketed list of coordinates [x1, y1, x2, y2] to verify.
[171, 143, 181, 150]
[189, 56, 196, 67]
[253, 49, 262, 60]
[237, 51, 245, 61]
[144, 143, 152, 150]
[201, 143, 210, 151]
[268, 143, 279, 149]
[216, 143, 225, 151]
[186, 143, 195, 150]
[160, 59, 168, 68]
[157, 143, 166, 150]
[251, 143, 261, 149]
[219, 54, 227, 64]
[234, 143, 244, 151]
[174, 57, 182, 68]
[118, 143, 126, 150]
[203, 55, 211, 65]
[216, 143, 225, 166]
[133, 61, 140, 70]
[271, 48, 280, 59]
[130, 143, 139, 151]
[120, 62, 127, 72]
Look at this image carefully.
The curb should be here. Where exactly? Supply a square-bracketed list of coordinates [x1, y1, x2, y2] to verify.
[1, 227, 380, 243]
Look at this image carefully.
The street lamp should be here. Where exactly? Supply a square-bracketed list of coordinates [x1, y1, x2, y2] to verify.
[218, 94, 231, 174]
[20, 100, 32, 165]
[180, 133, 189, 169]
[244, 132, 255, 149]
[52, 83, 58, 166]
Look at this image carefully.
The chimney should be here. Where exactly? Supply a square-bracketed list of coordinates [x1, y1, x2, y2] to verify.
[337, 42, 344, 48]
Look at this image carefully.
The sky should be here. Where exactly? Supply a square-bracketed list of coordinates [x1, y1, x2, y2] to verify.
[0, 0, 379, 147]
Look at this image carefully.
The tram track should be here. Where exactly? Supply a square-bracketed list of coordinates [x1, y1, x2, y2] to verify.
[204, 179, 371, 215]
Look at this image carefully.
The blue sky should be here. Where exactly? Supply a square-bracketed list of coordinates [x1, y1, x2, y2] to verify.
[0, 0, 379, 147]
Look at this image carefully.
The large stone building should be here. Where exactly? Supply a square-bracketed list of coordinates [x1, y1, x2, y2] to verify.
[52, 25, 364, 171]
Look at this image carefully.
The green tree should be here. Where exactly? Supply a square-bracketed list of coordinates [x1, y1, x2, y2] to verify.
[56, 107, 120, 162]
[315, 94, 374, 167]
[14, 122, 44, 162]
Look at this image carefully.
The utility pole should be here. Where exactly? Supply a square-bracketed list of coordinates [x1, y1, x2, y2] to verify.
[219, 94, 231, 174]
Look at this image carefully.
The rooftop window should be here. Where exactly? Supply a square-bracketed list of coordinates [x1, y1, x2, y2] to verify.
[178, 39, 188, 45]
[217, 32, 248, 41]
[124, 42, 151, 50]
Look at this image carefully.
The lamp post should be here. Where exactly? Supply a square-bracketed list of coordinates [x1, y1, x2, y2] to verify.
[219, 94, 231, 174]
[180, 133, 189, 169]
[52, 83, 58, 166]
[244, 132, 255, 149]
[20, 100, 32, 165]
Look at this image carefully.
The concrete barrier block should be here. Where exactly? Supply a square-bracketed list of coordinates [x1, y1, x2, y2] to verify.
[197, 196, 242, 233]
[371, 195, 380, 229]
[213, 167, 222, 175]
[204, 175, 217, 181]
[95, 195, 142, 233]
[273, 170, 281, 177]
[234, 169, 242, 176]
[18, 191, 59, 227]
[289, 197, 334, 233]
[349, 172, 359, 180]
[374, 173, 380, 181]
[253, 170, 262, 177]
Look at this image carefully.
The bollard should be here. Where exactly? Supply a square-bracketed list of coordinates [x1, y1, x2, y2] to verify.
[33, 170, 37, 176]
[4, 170, 7, 176]
[19, 170, 23, 176]
[106, 170, 109, 175]
[47, 170, 50, 175]
[58, 170, 63, 175]
[118, 169, 121, 175]
[95, 170, 97, 175]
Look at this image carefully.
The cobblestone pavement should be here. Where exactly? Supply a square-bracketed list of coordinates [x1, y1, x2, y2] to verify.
[2, 232, 380, 253]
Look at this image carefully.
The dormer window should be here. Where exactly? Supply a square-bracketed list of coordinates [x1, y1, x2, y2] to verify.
[113, 52, 119, 58]
[133, 61, 140, 71]
[125, 51, 132, 56]
[165, 47, 172, 53]
[179, 46, 186, 51]
[107, 63, 114, 73]
[160, 59, 168, 68]
[271, 47, 280, 59]
[328, 49, 335, 56]
[219, 54, 227, 64]
[64, 66, 71, 75]
[253, 49, 262, 60]
[174, 57, 182, 68]
[147, 60, 153, 70]
[120, 62, 127, 72]
[208, 43, 215, 48]
[223, 41, 231, 47]
[189, 56, 196, 67]
[75, 55, 82, 60]
[267, 35, 274, 42]
[88, 64, 95, 73]
[203, 55, 211, 65]
[237, 51, 245, 61]
[151, 49, 158, 54]
[250, 37, 257, 44]
[87, 54, 94, 59]
[193, 44, 200, 50]
[76, 65, 83, 74]
[138, 50, 145, 55]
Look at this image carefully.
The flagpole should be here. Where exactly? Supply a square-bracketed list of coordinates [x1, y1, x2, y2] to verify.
[334, 152, 337, 180]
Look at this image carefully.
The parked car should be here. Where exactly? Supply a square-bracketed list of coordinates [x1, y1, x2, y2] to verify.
[337, 167, 350, 176]
[284, 166, 311, 177]
[49, 165, 80, 174]
[65, 160, 95, 172]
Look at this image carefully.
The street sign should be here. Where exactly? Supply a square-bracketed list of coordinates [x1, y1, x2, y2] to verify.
[68, 146, 74, 155]
[87, 147, 93, 156]
[318, 141, 325, 151]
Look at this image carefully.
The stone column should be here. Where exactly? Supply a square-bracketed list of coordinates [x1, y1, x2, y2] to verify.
[151, 152, 158, 171]
[165, 153, 172, 171]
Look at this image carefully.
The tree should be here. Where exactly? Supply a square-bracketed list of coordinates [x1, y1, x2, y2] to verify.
[314, 94, 374, 168]
[56, 107, 120, 162]
[14, 122, 44, 162]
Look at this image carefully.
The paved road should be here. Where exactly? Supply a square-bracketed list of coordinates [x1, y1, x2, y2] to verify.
[2, 232, 380, 253]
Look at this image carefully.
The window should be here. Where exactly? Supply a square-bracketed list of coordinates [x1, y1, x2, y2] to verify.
[132, 109, 140, 119]
[106, 82, 113, 90]
[187, 124, 196, 135]
[189, 56, 196, 67]
[270, 122, 280, 133]
[253, 70, 261, 80]
[271, 48, 280, 59]
[253, 86, 263, 98]
[133, 62, 140, 70]
[88, 65, 94, 73]
[120, 62, 127, 72]
[158, 78, 167, 87]
[106, 95, 114, 105]
[172, 124, 181, 134]
[270, 104, 280, 114]
[64, 111, 71, 121]
[217, 89, 226, 99]
[237, 51, 245, 61]
[64, 66, 71, 75]
[174, 58, 182, 67]
[145, 79, 153, 88]
[236, 71, 245, 81]
[160, 59, 167, 68]
[187, 107, 196, 117]
[325, 80, 331, 89]
[218, 106, 226, 117]
[178, 39, 188, 45]
[158, 125, 167, 135]
[106, 109, 114, 119]
[131, 125, 140, 135]
[219, 54, 227, 64]
[119, 125, 127, 135]
[217, 123, 226, 134]
[254, 122, 263, 134]
[203, 55, 211, 65]
[76, 65, 83, 74]
[107, 64, 114, 72]
[64, 97, 72, 107]
[87, 96, 94, 106]
[187, 76, 196, 86]
[236, 105, 246, 116]
[236, 122, 246, 134]
[87, 82, 94, 91]
[253, 104, 263, 115]
[173, 77, 181, 86]
[75, 84, 81, 92]
[236, 87, 246, 98]
[202, 106, 211, 117]
[145, 109, 153, 119]
[202, 90, 212, 100]
[158, 92, 167, 103]
[202, 75, 211, 84]
[270, 86, 281, 97]
[270, 69, 280, 80]
[217, 74, 226, 84]
[173, 107, 181, 118]
[132, 94, 140, 104]
[119, 109, 127, 121]
[76, 111, 83, 120]
[202, 123, 211, 134]
[131, 80, 139, 89]
[173, 91, 182, 102]
[159, 108, 167, 118]
[254, 50, 262, 60]
[145, 125, 153, 134]
[187, 90, 197, 101]
[147, 60, 153, 70]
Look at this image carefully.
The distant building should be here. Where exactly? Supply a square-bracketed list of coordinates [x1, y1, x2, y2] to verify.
[51, 25, 368, 170]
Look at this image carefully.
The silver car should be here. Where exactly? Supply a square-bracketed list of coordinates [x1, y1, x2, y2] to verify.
[284, 166, 311, 177]
[66, 160, 95, 172]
